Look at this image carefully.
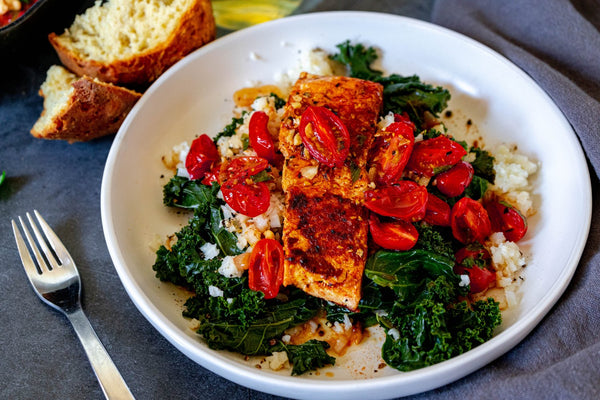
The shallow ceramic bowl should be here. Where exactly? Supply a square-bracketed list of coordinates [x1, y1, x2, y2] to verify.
[101, 11, 592, 400]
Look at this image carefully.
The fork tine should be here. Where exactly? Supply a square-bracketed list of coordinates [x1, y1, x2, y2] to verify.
[33, 210, 72, 266]
[12, 219, 42, 277]
[25, 212, 61, 270]
[16, 215, 51, 273]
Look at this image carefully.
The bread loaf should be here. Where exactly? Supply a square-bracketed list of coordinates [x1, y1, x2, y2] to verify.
[31, 65, 141, 142]
[48, 0, 215, 87]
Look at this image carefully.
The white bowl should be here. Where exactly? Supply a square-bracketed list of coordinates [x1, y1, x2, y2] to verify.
[101, 11, 592, 399]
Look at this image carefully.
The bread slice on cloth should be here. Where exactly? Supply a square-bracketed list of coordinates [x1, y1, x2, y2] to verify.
[48, 0, 215, 86]
[31, 65, 141, 142]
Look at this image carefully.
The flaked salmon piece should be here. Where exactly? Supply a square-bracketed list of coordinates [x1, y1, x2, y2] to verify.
[280, 73, 383, 310]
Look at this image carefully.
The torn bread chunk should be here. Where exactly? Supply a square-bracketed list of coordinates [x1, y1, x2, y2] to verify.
[31, 65, 141, 142]
[280, 73, 383, 310]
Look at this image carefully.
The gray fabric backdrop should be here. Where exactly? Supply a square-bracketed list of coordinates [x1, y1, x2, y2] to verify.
[1, 0, 598, 399]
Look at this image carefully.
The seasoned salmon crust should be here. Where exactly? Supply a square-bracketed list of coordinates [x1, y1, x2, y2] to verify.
[280, 73, 383, 310]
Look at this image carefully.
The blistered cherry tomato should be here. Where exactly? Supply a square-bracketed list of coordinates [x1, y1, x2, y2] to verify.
[220, 156, 271, 217]
[436, 161, 474, 197]
[407, 135, 467, 177]
[454, 245, 495, 293]
[249, 111, 276, 162]
[248, 238, 284, 299]
[455, 244, 491, 266]
[221, 180, 270, 218]
[201, 164, 221, 186]
[220, 156, 269, 183]
[450, 197, 491, 244]
[298, 106, 350, 167]
[368, 213, 418, 251]
[485, 200, 528, 242]
[185, 134, 220, 180]
[369, 113, 415, 185]
[364, 180, 428, 221]
[424, 193, 451, 226]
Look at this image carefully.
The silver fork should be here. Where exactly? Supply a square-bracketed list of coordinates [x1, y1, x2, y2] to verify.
[12, 210, 135, 400]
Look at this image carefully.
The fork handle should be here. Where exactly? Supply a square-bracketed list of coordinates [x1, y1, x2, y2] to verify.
[66, 309, 135, 400]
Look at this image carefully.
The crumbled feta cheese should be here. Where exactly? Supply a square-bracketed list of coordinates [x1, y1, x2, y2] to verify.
[200, 242, 219, 260]
[208, 285, 224, 297]
[218, 255, 244, 278]
[459, 274, 470, 287]
[388, 328, 400, 341]
[265, 351, 289, 371]
[281, 334, 291, 344]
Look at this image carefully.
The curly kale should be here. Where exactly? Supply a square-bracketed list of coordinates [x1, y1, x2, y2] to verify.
[331, 40, 451, 126]
[271, 340, 336, 376]
[364, 250, 501, 371]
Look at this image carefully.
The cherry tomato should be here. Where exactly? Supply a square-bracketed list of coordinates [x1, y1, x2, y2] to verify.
[407, 135, 467, 177]
[220, 156, 271, 217]
[450, 197, 492, 244]
[201, 164, 221, 186]
[248, 239, 284, 299]
[368, 213, 418, 251]
[221, 180, 270, 218]
[424, 193, 451, 226]
[298, 106, 350, 167]
[364, 180, 428, 221]
[185, 134, 220, 181]
[455, 244, 491, 266]
[220, 156, 269, 182]
[249, 111, 276, 162]
[485, 200, 528, 242]
[370, 113, 415, 185]
[436, 161, 474, 197]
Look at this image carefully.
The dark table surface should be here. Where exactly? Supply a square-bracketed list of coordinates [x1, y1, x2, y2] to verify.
[2, 1, 599, 399]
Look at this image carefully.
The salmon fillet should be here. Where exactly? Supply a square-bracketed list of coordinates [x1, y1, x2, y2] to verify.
[280, 73, 383, 310]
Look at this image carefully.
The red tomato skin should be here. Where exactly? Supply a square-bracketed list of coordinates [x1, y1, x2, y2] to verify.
[436, 161, 474, 197]
[406, 135, 467, 177]
[485, 200, 528, 242]
[424, 193, 451, 226]
[248, 239, 284, 299]
[370, 113, 415, 185]
[249, 111, 276, 162]
[456, 263, 496, 293]
[364, 180, 428, 221]
[450, 197, 492, 244]
[221, 181, 270, 218]
[185, 134, 220, 180]
[298, 106, 351, 167]
[201, 164, 221, 186]
[368, 213, 418, 251]
[220, 156, 271, 217]
[221, 156, 269, 182]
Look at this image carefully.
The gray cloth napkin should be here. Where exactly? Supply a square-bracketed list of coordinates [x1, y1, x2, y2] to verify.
[419, 1, 600, 399]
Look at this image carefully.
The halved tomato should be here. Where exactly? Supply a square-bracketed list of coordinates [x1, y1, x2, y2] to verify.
[248, 238, 284, 299]
[369, 113, 415, 185]
[368, 213, 419, 251]
[407, 135, 467, 177]
[485, 200, 528, 242]
[435, 161, 474, 197]
[298, 106, 350, 167]
[450, 197, 491, 244]
[424, 193, 451, 226]
[364, 180, 428, 221]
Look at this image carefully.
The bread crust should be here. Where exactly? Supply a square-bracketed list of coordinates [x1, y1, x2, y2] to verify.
[48, 0, 215, 86]
[31, 77, 141, 142]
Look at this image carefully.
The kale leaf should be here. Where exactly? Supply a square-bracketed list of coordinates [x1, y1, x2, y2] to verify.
[196, 298, 319, 355]
[364, 250, 501, 372]
[470, 146, 496, 184]
[271, 340, 336, 376]
[213, 112, 247, 143]
[414, 224, 455, 260]
[331, 41, 451, 126]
